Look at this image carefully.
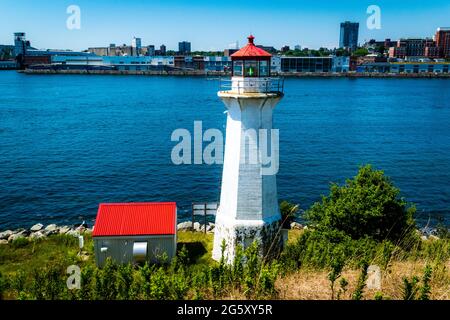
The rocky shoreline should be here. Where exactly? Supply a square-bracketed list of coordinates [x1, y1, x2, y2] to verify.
[0, 220, 442, 245]
[0, 223, 92, 244]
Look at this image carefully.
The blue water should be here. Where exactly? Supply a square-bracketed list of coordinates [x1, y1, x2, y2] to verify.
[0, 71, 449, 229]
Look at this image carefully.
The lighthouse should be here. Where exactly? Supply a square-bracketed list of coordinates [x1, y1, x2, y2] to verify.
[212, 35, 284, 263]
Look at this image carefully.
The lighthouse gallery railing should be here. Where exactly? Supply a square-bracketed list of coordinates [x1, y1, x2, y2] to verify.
[219, 77, 284, 94]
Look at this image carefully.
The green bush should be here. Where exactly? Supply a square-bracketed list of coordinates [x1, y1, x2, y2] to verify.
[30, 264, 67, 300]
[352, 260, 369, 300]
[281, 228, 379, 269]
[306, 165, 416, 241]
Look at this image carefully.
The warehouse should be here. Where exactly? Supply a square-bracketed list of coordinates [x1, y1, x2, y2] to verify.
[92, 202, 177, 267]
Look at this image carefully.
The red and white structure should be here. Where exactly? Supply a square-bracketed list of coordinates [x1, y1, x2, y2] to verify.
[212, 35, 284, 263]
[93, 202, 177, 267]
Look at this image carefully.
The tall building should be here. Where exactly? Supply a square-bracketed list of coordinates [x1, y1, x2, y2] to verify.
[435, 27, 450, 58]
[178, 41, 191, 55]
[146, 45, 155, 56]
[131, 37, 142, 56]
[14, 32, 27, 57]
[339, 21, 359, 50]
[281, 45, 290, 53]
[160, 44, 166, 55]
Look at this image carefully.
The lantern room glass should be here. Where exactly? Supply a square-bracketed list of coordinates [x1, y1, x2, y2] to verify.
[233, 60, 243, 76]
[244, 60, 258, 77]
[259, 60, 269, 76]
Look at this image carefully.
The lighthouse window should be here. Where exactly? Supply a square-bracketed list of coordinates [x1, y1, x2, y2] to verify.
[244, 60, 258, 77]
[259, 60, 269, 76]
[233, 60, 243, 76]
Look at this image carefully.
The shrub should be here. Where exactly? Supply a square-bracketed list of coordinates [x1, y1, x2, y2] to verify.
[281, 228, 379, 269]
[116, 264, 134, 300]
[328, 250, 346, 300]
[352, 260, 369, 300]
[170, 268, 190, 299]
[401, 276, 420, 300]
[280, 201, 299, 228]
[257, 263, 279, 298]
[402, 265, 433, 300]
[93, 258, 119, 300]
[418, 265, 432, 300]
[30, 263, 67, 300]
[337, 278, 348, 300]
[149, 267, 170, 299]
[79, 264, 95, 300]
[10, 270, 26, 296]
[306, 165, 416, 242]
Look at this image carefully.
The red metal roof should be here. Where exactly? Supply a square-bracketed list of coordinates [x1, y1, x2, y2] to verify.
[231, 35, 272, 59]
[92, 202, 177, 237]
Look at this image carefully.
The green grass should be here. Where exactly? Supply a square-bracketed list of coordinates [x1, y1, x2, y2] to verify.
[0, 234, 95, 275]
[177, 231, 215, 266]
[0, 232, 215, 277]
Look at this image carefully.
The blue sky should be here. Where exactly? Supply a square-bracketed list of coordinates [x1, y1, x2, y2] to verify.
[1, 0, 449, 51]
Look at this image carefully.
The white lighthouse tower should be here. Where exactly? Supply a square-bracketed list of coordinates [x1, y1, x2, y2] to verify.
[212, 35, 284, 263]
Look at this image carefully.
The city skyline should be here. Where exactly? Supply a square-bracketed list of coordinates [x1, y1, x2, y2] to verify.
[1, 0, 449, 51]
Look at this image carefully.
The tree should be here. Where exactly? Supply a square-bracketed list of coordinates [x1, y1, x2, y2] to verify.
[352, 48, 369, 57]
[306, 165, 416, 241]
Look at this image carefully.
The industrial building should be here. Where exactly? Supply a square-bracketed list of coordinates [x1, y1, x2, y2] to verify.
[356, 61, 450, 74]
[92, 202, 177, 267]
[280, 56, 333, 73]
[178, 41, 191, 55]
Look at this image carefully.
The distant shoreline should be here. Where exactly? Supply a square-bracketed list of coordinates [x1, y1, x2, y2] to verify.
[18, 69, 450, 78]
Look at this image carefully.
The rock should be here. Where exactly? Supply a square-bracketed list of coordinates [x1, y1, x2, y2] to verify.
[8, 233, 26, 242]
[29, 231, 45, 240]
[421, 235, 428, 241]
[43, 224, 59, 236]
[30, 223, 44, 232]
[59, 226, 71, 234]
[45, 224, 58, 232]
[177, 221, 192, 231]
[0, 239, 8, 245]
[14, 228, 30, 237]
[75, 226, 86, 233]
[0, 230, 13, 240]
[290, 222, 303, 230]
[303, 225, 308, 230]
[193, 222, 201, 232]
[66, 230, 80, 237]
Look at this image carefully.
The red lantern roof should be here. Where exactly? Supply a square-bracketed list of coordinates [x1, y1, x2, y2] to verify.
[92, 202, 177, 237]
[231, 35, 272, 59]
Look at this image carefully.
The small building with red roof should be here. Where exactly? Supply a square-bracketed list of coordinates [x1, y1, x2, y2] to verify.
[93, 202, 177, 267]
